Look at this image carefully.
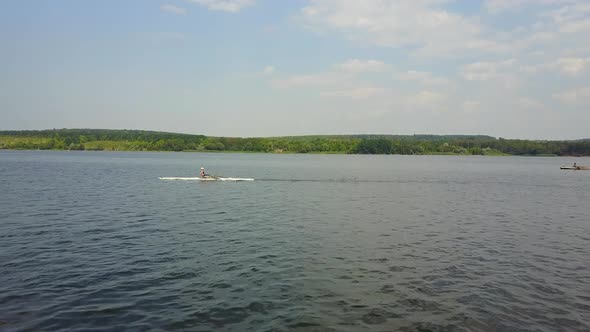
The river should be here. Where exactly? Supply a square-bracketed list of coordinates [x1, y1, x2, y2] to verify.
[1, 151, 589, 331]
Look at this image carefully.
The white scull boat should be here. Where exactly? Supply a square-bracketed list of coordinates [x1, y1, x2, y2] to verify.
[159, 177, 254, 181]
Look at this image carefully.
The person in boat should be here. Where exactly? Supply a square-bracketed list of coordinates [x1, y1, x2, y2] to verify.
[200, 167, 206, 178]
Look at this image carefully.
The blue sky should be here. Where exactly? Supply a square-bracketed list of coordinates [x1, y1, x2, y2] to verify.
[1, 0, 589, 139]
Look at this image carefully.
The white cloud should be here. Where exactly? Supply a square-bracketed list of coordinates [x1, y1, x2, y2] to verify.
[559, 19, 590, 33]
[322, 86, 387, 99]
[516, 56, 590, 76]
[539, 2, 590, 37]
[556, 57, 590, 76]
[461, 59, 516, 81]
[273, 72, 342, 89]
[553, 86, 590, 105]
[542, 2, 590, 24]
[299, 0, 590, 62]
[399, 70, 450, 86]
[300, 0, 507, 56]
[271, 59, 449, 110]
[518, 62, 552, 75]
[517, 97, 547, 110]
[263, 66, 275, 75]
[273, 59, 391, 88]
[187, 0, 254, 12]
[484, 0, 526, 13]
[403, 91, 448, 110]
[484, 0, 578, 13]
[325, 88, 448, 111]
[336, 59, 387, 73]
[161, 3, 187, 15]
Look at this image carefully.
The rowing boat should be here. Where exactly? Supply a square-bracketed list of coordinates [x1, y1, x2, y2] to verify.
[159, 177, 254, 181]
[560, 166, 590, 170]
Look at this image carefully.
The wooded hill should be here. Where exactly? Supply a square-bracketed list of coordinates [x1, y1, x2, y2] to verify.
[1, 129, 589, 156]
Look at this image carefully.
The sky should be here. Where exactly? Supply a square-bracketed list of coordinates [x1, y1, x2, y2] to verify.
[1, 0, 589, 139]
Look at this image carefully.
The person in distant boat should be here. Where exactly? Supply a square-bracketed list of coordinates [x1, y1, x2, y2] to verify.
[574, 162, 577, 167]
[200, 167, 206, 178]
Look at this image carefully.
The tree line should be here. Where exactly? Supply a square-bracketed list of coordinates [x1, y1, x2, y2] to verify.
[1, 129, 589, 156]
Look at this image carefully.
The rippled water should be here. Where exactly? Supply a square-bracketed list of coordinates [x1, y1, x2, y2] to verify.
[1, 151, 589, 331]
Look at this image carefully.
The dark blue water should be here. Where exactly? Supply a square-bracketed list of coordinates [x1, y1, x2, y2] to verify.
[1, 151, 589, 331]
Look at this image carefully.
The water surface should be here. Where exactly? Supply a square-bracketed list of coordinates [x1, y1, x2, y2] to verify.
[1, 151, 589, 331]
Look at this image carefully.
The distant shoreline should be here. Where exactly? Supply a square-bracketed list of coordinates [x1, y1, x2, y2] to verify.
[2, 129, 589, 156]
[3, 148, 578, 157]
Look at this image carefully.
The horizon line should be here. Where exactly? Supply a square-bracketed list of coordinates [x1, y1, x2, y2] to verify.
[1, 128, 589, 141]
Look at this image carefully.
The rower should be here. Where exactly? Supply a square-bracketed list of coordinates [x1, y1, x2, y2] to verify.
[200, 167, 206, 178]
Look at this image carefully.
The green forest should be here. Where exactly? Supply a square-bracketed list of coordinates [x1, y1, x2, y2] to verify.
[1, 129, 590, 156]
